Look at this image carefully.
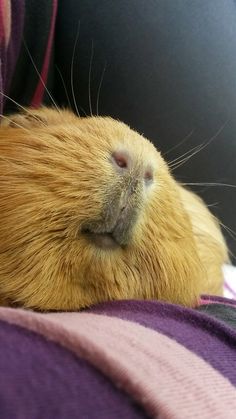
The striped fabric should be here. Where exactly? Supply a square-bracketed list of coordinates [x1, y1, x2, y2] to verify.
[0, 0, 57, 114]
[1, 298, 236, 418]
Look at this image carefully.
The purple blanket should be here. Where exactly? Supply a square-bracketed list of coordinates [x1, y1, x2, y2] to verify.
[1, 298, 236, 418]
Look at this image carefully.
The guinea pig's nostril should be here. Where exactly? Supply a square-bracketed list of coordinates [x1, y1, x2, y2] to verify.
[144, 167, 154, 184]
[112, 151, 130, 170]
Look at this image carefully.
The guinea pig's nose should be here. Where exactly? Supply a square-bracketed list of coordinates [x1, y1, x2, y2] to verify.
[144, 166, 154, 185]
[112, 150, 130, 171]
[112, 150, 154, 185]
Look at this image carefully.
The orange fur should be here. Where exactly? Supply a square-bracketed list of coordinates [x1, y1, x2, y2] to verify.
[0, 107, 228, 310]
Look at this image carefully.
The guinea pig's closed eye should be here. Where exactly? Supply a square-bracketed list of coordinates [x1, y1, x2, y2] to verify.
[0, 107, 228, 311]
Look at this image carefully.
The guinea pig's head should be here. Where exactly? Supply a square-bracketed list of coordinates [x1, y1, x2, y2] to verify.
[0, 107, 205, 310]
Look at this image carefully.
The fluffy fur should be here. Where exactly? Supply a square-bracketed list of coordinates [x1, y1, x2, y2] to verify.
[0, 108, 228, 310]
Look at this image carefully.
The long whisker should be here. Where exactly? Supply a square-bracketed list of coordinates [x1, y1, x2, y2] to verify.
[169, 119, 229, 171]
[71, 21, 81, 117]
[96, 62, 106, 116]
[55, 65, 72, 108]
[169, 143, 203, 169]
[206, 202, 219, 208]
[23, 39, 60, 113]
[78, 106, 88, 117]
[219, 221, 236, 241]
[222, 237, 236, 261]
[88, 40, 94, 116]
[0, 92, 46, 126]
[169, 143, 203, 165]
[182, 182, 236, 189]
[227, 249, 236, 261]
[164, 129, 195, 156]
[0, 114, 32, 133]
[0, 91, 31, 114]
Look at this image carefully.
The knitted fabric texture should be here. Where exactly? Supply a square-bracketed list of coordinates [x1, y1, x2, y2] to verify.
[1, 298, 236, 418]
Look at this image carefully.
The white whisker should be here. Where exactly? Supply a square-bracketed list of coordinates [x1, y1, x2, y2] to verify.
[88, 40, 94, 116]
[219, 221, 236, 241]
[169, 119, 229, 171]
[96, 62, 106, 116]
[182, 182, 236, 189]
[0, 114, 31, 133]
[56, 65, 72, 109]
[70, 21, 81, 117]
[169, 144, 203, 169]
[206, 202, 219, 208]
[23, 39, 60, 113]
[0, 92, 46, 126]
[164, 128, 195, 156]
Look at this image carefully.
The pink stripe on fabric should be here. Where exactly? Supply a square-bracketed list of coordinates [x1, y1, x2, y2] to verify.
[199, 297, 236, 308]
[0, 308, 236, 418]
[199, 298, 215, 306]
[0, 1, 4, 41]
[31, 0, 57, 107]
[2, 0, 11, 47]
[0, 0, 11, 46]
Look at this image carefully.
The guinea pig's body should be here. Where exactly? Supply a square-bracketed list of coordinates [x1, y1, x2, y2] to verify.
[0, 107, 228, 310]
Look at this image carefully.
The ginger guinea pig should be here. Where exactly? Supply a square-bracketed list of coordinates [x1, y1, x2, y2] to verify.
[0, 107, 228, 310]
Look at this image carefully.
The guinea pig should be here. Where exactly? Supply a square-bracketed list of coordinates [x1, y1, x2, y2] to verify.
[0, 107, 228, 310]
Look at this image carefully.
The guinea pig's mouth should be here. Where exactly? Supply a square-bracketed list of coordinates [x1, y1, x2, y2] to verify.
[82, 229, 120, 250]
